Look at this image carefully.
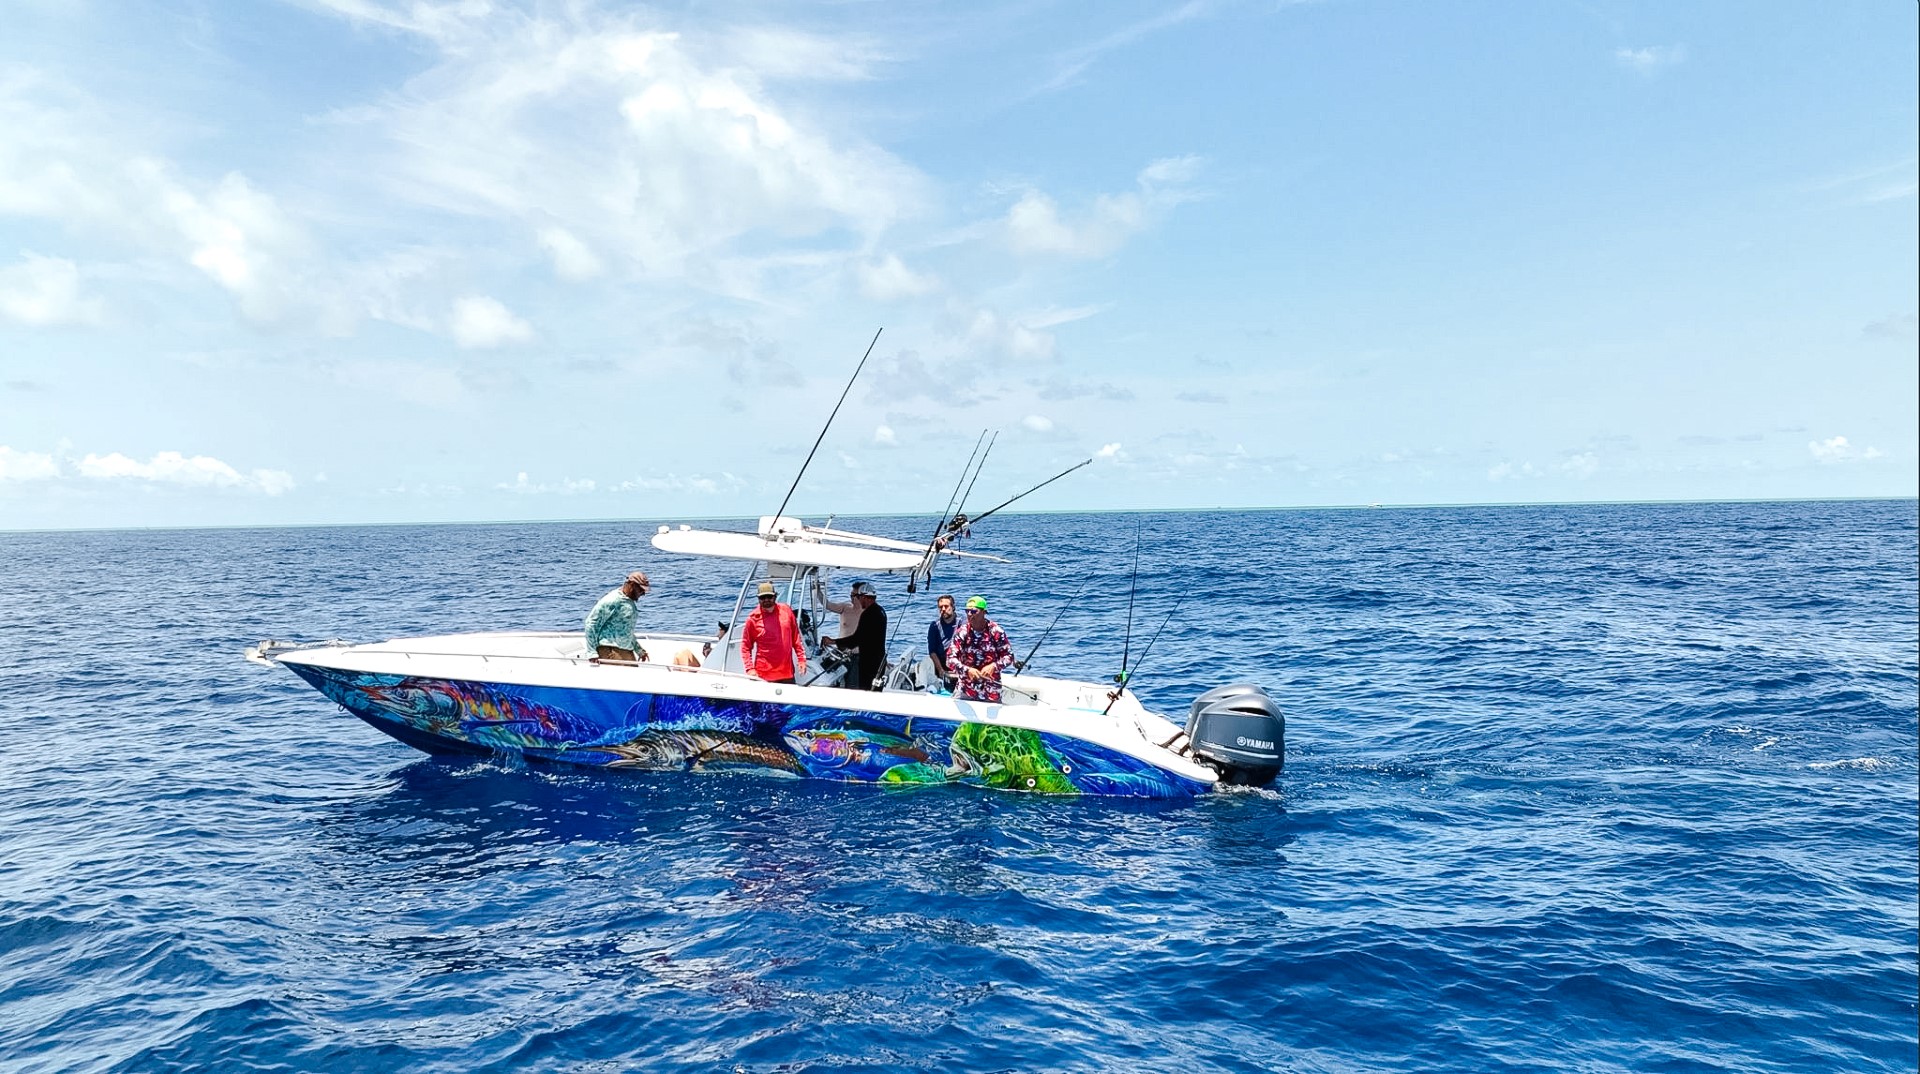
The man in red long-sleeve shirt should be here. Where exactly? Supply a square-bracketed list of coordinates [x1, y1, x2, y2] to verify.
[740, 581, 807, 683]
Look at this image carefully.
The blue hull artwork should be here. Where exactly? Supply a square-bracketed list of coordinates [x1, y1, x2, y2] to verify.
[292, 666, 1211, 799]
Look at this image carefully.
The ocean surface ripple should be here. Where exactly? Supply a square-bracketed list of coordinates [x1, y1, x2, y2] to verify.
[1, 501, 1914, 1072]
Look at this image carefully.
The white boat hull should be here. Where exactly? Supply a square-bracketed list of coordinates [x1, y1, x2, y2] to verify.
[256, 631, 1224, 798]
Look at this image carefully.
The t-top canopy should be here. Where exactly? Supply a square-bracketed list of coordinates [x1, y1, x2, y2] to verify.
[649, 520, 1007, 572]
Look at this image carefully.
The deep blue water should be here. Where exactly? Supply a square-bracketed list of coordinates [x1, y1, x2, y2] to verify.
[1, 501, 1915, 1073]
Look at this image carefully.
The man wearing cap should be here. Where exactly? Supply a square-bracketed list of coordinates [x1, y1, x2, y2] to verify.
[740, 581, 806, 684]
[585, 571, 650, 663]
[820, 581, 887, 689]
[945, 596, 1014, 703]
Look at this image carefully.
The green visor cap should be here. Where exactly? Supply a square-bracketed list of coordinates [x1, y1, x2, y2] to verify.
[965, 596, 988, 611]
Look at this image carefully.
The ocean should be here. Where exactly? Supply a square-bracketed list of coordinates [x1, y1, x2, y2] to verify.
[0, 500, 1914, 1072]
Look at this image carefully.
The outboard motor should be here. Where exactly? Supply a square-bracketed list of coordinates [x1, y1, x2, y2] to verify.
[1186, 683, 1285, 786]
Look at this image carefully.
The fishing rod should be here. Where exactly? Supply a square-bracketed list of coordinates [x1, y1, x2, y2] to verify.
[912, 453, 1092, 592]
[960, 456, 1091, 531]
[767, 327, 883, 526]
[1015, 573, 1092, 673]
[1117, 525, 1141, 680]
[935, 431, 988, 537]
[950, 431, 998, 531]
[909, 430, 1003, 591]
[908, 430, 988, 595]
[1103, 599, 1183, 716]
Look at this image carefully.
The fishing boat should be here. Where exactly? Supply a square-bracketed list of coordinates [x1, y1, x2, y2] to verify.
[247, 514, 1285, 799]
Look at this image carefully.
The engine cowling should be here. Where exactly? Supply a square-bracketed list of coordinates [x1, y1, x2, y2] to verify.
[1186, 683, 1285, 786]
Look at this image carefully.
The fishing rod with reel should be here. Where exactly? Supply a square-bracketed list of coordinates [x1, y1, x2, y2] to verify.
[907, 455, 1092, 593]
[1104, 601, 1182, 716]
[906, 430, 992, 596]
[725, 328, 880, 680]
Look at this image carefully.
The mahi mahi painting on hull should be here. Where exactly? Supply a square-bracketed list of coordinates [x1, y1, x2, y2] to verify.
[292, 666, 1208, 798]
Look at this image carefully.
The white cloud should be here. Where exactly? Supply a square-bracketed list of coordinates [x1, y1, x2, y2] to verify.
[1095, 442, 1123, 459]
[1558, 452, 1600, 477]
[1003, 156, 1203, 259]
[0, 69, 341, 329]
[613, 471, 744, 495]
[1487, 461, 1540, 481]
[720, 26, 889, 82]
[449, 295, 533, 347]
[1022, 414, 1054, 433]
[0, 252, 103, 326]
[1808, 436, 1883, 463]
[74, 450, 294, 494]
[1614, 45, 1686, 73]
[497, 471, 598, 494]
[2, 445, 292, 492]
[1024, 304, 1101, 329]
[329, 13, 924, 290]
[873, 424, 897, 446]
[857, 254, 936, 300]
[537, 227, 604, 280]
[960, 303, 1056, 361]
[0, 446, 61, 482]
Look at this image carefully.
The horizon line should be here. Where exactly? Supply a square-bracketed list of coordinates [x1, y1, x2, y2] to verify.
[2, 494, 1914, 537]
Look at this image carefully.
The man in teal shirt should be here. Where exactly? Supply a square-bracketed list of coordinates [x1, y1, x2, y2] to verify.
[585, 571, 650, 662]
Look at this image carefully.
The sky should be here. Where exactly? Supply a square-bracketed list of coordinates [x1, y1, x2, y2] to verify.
[1, 0, 1915, 531]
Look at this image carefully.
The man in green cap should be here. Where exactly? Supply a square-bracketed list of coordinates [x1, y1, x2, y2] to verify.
[944, 595, 1014, 702]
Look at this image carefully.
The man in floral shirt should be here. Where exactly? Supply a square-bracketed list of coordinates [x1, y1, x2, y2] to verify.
[945, 595, 1015, 702]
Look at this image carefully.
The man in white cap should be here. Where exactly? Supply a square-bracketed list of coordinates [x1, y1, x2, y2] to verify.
[584, 570, 650, 663]
[740, 580, 806, 684]
[820, 580, 887, 689]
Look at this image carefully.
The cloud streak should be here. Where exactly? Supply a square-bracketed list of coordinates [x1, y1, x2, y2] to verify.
[0, 445, 294, 494]
[1003, 157, 1203, 259]
[1614, 45, 1686, 73]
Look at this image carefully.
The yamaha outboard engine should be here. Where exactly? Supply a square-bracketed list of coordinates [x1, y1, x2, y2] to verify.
[1186, 683, 1285, 786]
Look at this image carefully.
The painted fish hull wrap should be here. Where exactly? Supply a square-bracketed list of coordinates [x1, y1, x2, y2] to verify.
[290, 665, 1211, 799]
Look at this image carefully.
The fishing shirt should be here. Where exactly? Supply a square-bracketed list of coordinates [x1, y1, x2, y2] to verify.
[740, 602, 805, 681]
[584, 588, 641, 654]
[945, 618, 1014, 702]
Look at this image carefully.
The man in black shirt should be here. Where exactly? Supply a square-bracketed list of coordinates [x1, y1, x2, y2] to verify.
[821, 580, 887, 689]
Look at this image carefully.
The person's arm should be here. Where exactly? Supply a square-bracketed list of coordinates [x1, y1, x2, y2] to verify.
[989, 627, 1014, 676]
[619, 601, 648, 660]
[945, 628, 968, 679]
[739, 614, 759, 676]
[787, 607, 806, 673]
